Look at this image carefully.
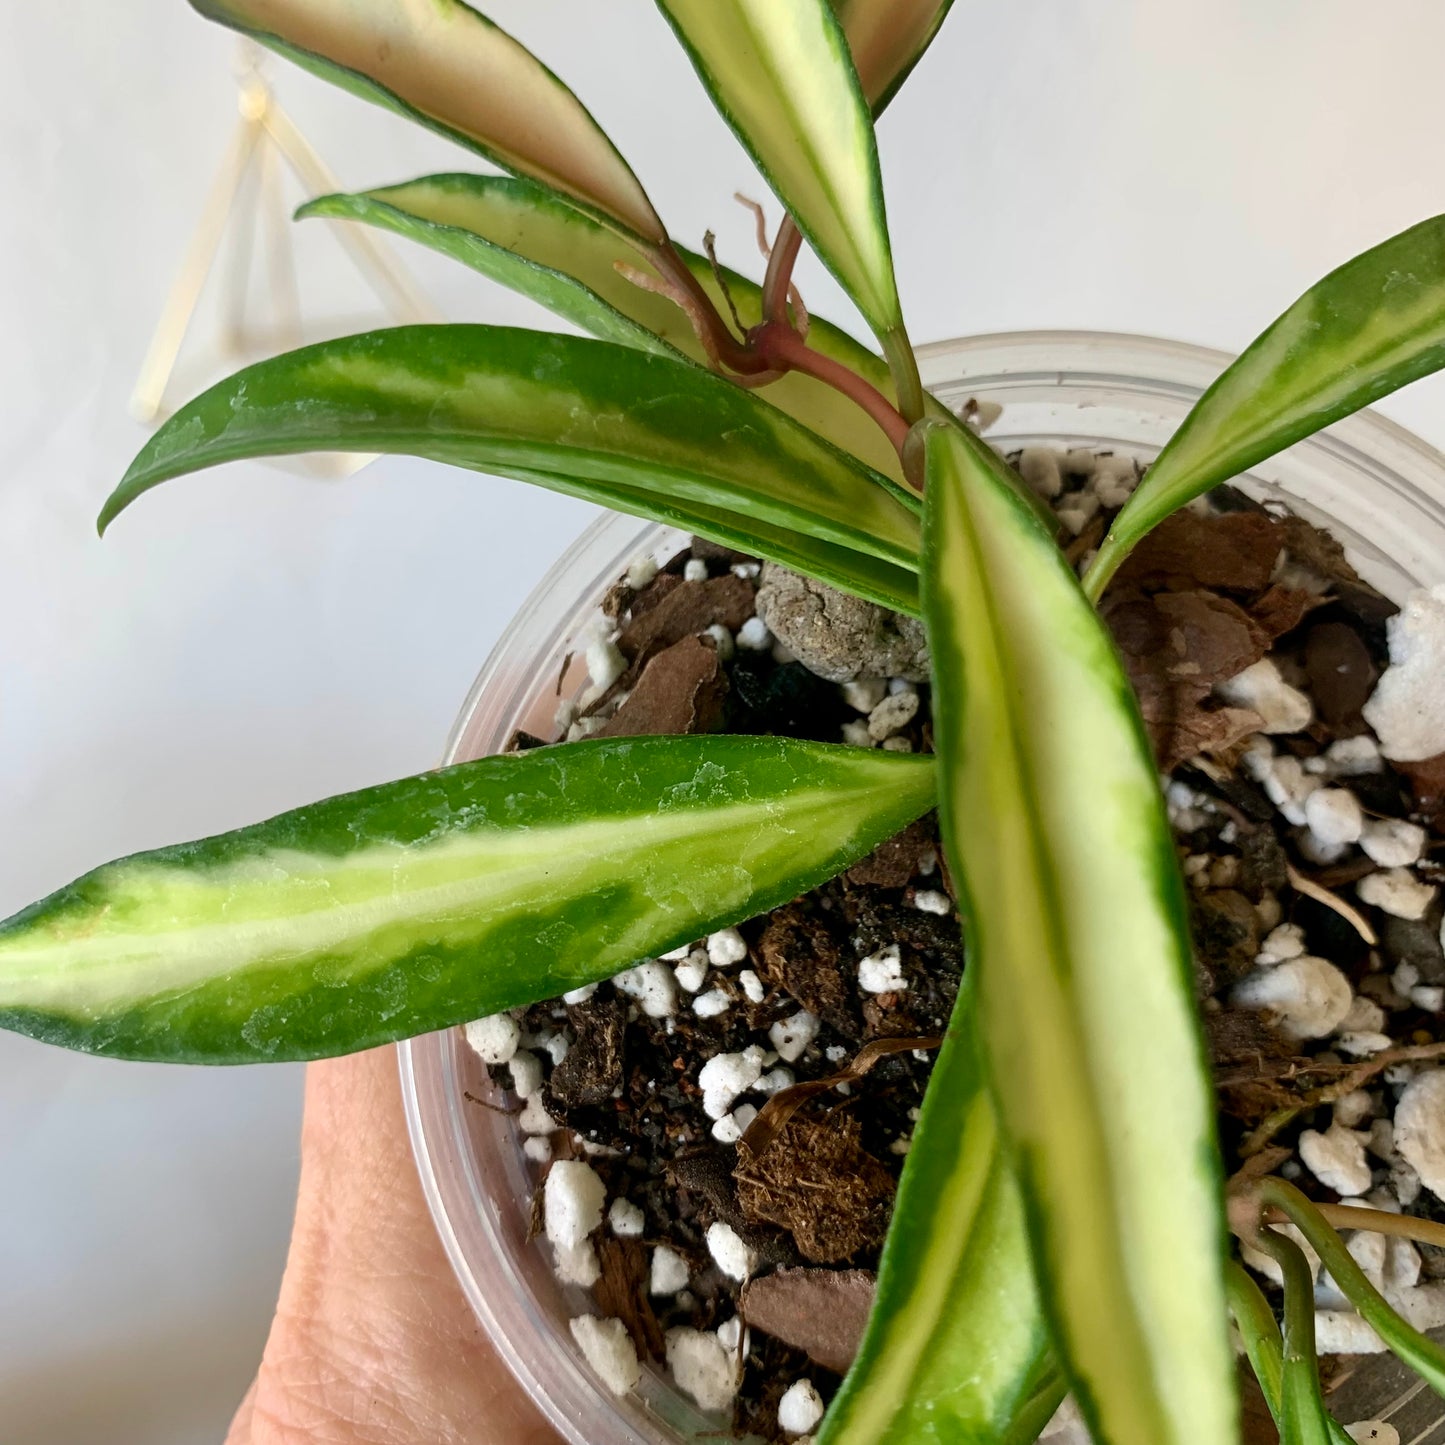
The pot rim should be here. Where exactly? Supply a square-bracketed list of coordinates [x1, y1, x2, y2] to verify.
[400, 328, 1445, 1445]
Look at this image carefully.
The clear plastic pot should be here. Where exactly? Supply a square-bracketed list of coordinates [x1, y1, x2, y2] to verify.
[398, 331, 1445, 1445]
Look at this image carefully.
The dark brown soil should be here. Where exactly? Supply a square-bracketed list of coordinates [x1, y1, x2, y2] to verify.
[477, 450, 1445, 1440]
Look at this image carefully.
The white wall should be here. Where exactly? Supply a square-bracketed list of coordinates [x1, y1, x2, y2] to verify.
[5, 3, 1445, 1441]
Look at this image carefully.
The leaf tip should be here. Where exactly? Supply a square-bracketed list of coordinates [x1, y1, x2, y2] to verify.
[292, 192, 346, 224]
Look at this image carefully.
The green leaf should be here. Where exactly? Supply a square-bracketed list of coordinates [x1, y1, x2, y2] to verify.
[190, 0, 664, 244]
[920, 418, 1237, 1445]
[655, 0, 903, 344]
[830, 0, 956, 114]
[0, 737, 936, 1064]
[100, 325, 924, 615]
[297, 174, 907, 481]
[818, 977, 1052, 1444]
[1260, 1179, 1445, 1399]
[1251, 1231, 1338, 1445]
[1002, 1374, 1070, 1445]
[1088, 213, 1445, 597]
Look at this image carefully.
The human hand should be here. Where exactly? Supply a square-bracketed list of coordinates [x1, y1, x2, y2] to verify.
[225, 1047, 560, 1445]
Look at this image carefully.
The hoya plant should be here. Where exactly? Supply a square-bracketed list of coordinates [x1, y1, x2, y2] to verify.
[9, 2, 1445, 1441]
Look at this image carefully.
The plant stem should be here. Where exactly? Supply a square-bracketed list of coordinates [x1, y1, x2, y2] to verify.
[646, 243, 772, 376]
[755, 321, 912, 458]
[1226, 1260, 1285, 1418]
[761, 217, 803, 324]
[1252, 1228, 1339, 1445]
[882, 325, 926, 425]
[1275, 1200, 1445, 1251]
[1251, 1176, 1445, 1396]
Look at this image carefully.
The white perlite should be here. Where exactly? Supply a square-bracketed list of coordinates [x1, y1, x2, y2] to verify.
[1340, 994, 1386, 1035]
[1217, 658, 1313, 733]
[706, 927, 748, 967]
[626, 554, 659, 590]
[842, 676, 887, 713]
[1257, 923, 1307, 965]
[867, 691, 919, 741]
[711, 1103, 758, 1145]
[739, 969, 766, 1003]
[1324, 735, 1384, 775]
[563, 982, 598, 1006]
[1091, 454, 1138, 508]
[570, 1315, 642, 1396]
[704, 623, 736, 661]
[858, 943, 908, 994]
[553, 1239, 601, 1287]
[699, 1046, 767, 1119]
[1385, 1235, 1422, 1297]
[1315, 1310, 1385, 1355]
[566, 716, 605, 742]
[673, 952, 708, 993]
[586, 635, 626, 694]
[1362, 584, 1445, 759]
[777, 1379, 826, 1436]
[559, 1225, 608, 1282]
[508, 1049, 543, 1100]
[912, 889, 952, 915]
[519, 1094, 559, 1136]
[545, 1160, 606, 1250]
[769, 1011, 820, 1063]
[1357, 867, 1437, 921]
[1304, 787, 1364, 848]
[1334, 1090, 1375, 1129]
[706, 1221, 757, 1281]
[717, 1316, 748, 1357]
[650, 1244, 691, 1296]
[1415, 985, 1445, 1013]
[1298, 1123, 1373, 1197]
[1337, 1031, 1394, 1058]
[523, 1136, 553, 1164]
[1057, 492, 1101, 537]
[1231, 956, 1353, 1038]
[736, 617, 772, 651]
[537, 1030, 570, 1066]
[1360, 817, 1428, 869]
[1243, 741, 1319, 825]
[608, 1198, 645, 1238]
[1394, 1070, 1445, 1202]
[693, 988, 732, 1019]
[464, 1013, 520, 1065]
[1017, 446, 1063, 499]
[683, 558, 709, 582]
[666, 1327, 740, 1411]
[613, 961, 678, 1017]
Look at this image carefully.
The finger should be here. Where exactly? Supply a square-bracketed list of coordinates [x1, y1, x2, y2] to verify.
[252, 1047, 560, 1445]
[223, 1377, 259, 1445]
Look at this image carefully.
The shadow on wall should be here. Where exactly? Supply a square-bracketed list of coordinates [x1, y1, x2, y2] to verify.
[0, 1315, 263, 1445]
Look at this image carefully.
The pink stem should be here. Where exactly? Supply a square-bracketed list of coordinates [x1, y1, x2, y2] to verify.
[755, 321, 911, 461]
[648, 245, 772, 376]
[761, 218, 804, 325]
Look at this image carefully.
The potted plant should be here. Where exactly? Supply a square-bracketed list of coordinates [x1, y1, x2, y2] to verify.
[9, 2, 1445, 1441]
